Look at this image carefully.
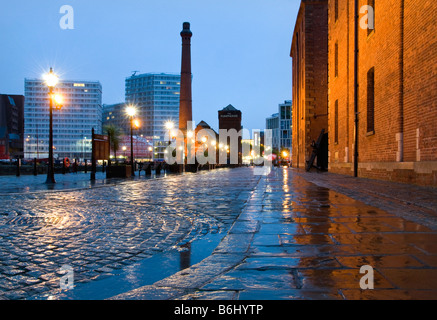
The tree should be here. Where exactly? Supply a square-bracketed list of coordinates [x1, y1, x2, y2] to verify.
[103, 124, 122, 161]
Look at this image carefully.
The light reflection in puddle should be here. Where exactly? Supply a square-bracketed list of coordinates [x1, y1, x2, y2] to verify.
[33, 232, 224, 300]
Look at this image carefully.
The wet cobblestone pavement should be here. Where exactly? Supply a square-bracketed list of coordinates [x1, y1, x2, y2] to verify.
[113, 167, 437, 300]
[0, 169, 260, 300]
[3, 167, 437, 300]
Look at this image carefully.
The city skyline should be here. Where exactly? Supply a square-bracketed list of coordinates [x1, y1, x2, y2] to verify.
[0, 0, 297, 133]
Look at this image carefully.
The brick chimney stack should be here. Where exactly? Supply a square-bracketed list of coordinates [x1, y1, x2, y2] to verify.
[178, 22, 193, 133]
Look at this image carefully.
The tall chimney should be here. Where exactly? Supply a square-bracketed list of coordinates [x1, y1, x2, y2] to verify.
[178, 22, 193, 133]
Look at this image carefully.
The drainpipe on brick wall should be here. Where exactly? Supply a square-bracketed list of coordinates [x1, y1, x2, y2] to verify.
[353, 0, 359, 177]
[397, 0, 405, 162]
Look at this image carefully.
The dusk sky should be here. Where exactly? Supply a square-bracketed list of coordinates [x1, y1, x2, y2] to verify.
[0, 0, 298, 132]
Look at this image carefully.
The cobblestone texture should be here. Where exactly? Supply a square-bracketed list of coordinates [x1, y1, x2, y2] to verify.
[0, 169, 260, 300]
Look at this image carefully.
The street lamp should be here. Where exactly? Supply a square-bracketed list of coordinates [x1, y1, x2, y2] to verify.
[165, 121, 175, 150]
[125, 105, 137, 176]
[44, 68, 61, 184]
[165, 121, 175, 131]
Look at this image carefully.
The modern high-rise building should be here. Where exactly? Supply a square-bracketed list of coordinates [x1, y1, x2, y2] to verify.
[266, 113, 280, 151]
[0, 94, 24, 159]
[266, 100, 292, 155]
[278, 100, 292, 153]
[24, 79, 102, 160]
[125, 72, 181, 161]
[102, 103, 130, 135]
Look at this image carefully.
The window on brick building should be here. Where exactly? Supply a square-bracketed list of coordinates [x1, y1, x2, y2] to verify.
[335, 42, 339, 78]
[367, 67, 375, 133]
[334, 100, 339, 144]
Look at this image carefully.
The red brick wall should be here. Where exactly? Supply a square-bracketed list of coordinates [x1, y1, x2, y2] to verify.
[327, 0, 437, 186]
[291, 0, 329, 168]
[404, 0, 437, 162]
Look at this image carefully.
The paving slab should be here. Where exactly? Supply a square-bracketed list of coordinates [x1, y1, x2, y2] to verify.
[114, 167, 437, 300]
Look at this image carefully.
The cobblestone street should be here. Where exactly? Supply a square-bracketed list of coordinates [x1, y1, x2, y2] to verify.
[0, 169, 260, 300]
[2, 167, 437, 300]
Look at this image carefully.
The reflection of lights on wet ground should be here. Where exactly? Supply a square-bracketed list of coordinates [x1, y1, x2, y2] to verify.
[283, 168, 289, 193]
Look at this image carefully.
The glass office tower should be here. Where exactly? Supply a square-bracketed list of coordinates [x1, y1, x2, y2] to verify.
[24, 79, 102, 161]
[125, 73, 180, 161]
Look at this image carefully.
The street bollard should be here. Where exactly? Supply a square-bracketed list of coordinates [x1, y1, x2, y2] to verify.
[16, 158, 21, 177]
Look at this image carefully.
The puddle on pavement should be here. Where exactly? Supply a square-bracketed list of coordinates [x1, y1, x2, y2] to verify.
[30, 231, 224, 300]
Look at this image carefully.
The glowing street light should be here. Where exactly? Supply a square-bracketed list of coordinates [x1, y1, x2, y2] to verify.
[44, 68, 62, 184]
[43, 69, 59, 87]
[133, 119, 140, 129]
[53, 94, 63, 107]
[165, 121, 175, 130]
[125, 105, 137, 117]
[125, 104, 138, 177]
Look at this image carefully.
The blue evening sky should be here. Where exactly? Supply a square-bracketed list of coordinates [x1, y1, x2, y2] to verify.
[0, 0, 299, 132]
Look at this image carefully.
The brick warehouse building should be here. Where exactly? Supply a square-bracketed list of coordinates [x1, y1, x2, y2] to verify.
[327, 0, 437, 186]
[0, 94, 24, 159]
[290, 0, 329, 169]
[218, 105, 242, 164]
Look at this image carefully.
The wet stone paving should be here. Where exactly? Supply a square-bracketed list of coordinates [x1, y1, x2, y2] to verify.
[192, 169, 437, 300]
[2, 167, 437, 300]
[0, 169, 260, 300]
[113, 167, 437, 300]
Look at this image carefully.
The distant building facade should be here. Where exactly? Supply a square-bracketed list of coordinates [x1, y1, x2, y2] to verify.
[278, 100, 292, 154]
[266, 113, 279, 151]
[266, 100, 292, 156]
[290, 0, 329, 169]
[194, 120, 219, 164]
[24, 79, 102, 160]
[328, 0, 437, 185]
[0, 94, 24, 159]
[102, 103, 130, 135]
[125, 73, 181, 161]
[116, 135, 153, 162]
[218, 104, 242, 164]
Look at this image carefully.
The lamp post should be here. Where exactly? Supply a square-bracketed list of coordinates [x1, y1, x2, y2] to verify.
[126, 105, 137, 177]
[122, 146, 127, 160]
[165, 121, 175, 148]
[44, 68, 60, 184]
